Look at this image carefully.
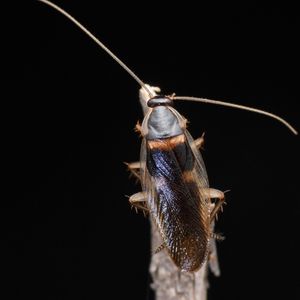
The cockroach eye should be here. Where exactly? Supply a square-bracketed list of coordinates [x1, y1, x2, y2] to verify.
[147, 96, 174, 108]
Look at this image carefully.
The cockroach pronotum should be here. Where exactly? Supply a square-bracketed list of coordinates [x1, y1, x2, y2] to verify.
[37, 0, 298, 273]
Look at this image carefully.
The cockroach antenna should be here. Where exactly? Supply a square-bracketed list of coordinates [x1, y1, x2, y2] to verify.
[36, 0, 155, 98]
[37, 0, 298, 135]
[173, 96, 298, 135]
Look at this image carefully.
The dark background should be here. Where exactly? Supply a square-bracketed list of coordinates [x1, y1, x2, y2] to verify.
[1, 1, 299, 299]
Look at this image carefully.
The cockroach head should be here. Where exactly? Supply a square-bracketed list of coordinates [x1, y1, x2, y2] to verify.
[147, 96, 174, 108]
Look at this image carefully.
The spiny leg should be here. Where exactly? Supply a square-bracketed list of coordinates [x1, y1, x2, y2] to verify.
[206, 193, 225, 277]
[209, 202, 225, 241]
[202, 188, 226, 222]
[194, 132, 205, 150]
[128, 192, 148, 214]
[154, 243, 165, 254]
[125, 161, 141, 181]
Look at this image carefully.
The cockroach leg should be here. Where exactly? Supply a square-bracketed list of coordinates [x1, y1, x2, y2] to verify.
[154, 243, 165, 254]
[125, 161, 141, 180]
[209, 189, 225, 222]
[210, 232, 225, 241]
[128, 192, 148, 214]
[202, 188, 225, 222]
[194, 132, 205, 150]
[135, 121, 142, 134]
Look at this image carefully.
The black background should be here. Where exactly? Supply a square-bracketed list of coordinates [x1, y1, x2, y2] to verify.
[2, 1, 299, 299]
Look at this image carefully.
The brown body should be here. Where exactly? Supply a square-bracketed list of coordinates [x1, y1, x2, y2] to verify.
[140, 97, 211, 271]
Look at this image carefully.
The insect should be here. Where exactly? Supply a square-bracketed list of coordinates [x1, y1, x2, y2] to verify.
[128, 93, 226, 272]
[37, 0, 298, 273]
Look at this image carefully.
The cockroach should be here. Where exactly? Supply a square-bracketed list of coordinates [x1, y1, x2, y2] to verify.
[37, 0, 298, 273]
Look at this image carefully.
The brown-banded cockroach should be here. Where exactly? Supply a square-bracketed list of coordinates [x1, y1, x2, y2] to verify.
[129, 91, 226, 272]
[37, 0, 298, 275]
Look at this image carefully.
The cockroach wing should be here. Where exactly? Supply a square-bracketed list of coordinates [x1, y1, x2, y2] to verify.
[184, 129, 221, 275]
[184, 129, 210, 196]
[169, 107, 210, 190]
[140, 128, 211, 272]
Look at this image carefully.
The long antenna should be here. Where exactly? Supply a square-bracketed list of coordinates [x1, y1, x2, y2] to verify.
[37, 0, 154, 98]
[174, 96, 298, 135]
[37, 1, 298, 135]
